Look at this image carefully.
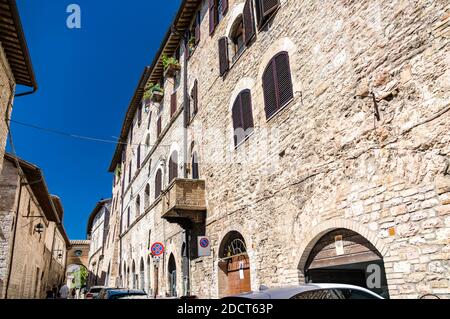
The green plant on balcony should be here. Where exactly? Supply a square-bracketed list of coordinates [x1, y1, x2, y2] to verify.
[144, 82, 164, 103]
[162, 54, 181, 77]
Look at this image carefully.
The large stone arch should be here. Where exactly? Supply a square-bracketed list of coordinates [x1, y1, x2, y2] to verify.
[294, 218, 390, 280]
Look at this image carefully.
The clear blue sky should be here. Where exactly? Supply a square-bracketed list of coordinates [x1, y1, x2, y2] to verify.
[8, 0, 181, 239]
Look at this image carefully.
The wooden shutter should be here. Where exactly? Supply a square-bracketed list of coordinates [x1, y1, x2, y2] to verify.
[222, 0, 229, 15]
[232, 96, 243, 146]
[192, 153, 199, 179]
[147, 111, 152, 129]
[195, 12, 201, 44]
[218, 37, 229, 76]
[138, 104, 142, 126]
[157, 117, 162, 137]
[243, 0, 256, 45]
[155, 170, 162, 199]
[137, 145, 141, 169]
[171, 92, 177, 117]
[169, 152, 178, 182]
[209, 0, 217, 35]
[129, 161, 132, 183]
[262, 60, 278, 118]
[240, 90, 254, 132]
[193, 80, 198, 114]
[255, 0, 280, 27]
[263, 52, 293, 119]
[275, 52, 294, 109]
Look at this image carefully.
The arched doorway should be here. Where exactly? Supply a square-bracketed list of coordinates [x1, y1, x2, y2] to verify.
[304, 228, 389, 298]
[139, 258, 145, 290]
[131, 260, 136, 289]
[218, 231, 251, 297]
[168, 254, 177, 297]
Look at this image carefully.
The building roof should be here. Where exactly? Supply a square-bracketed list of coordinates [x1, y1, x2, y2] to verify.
[108, 0, 201, 172]
[4, 153, 59, 223]
[51, 195, 71, 248]
[86, 198, 112, 235]
[0, 0, 37, 89]
[70, 240, 90, 246]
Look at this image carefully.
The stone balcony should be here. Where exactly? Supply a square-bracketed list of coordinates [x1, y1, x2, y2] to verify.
[161, 178, 206, 228]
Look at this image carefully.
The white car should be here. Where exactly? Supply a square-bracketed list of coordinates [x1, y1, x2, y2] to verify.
[85, 286, 105, 299]
[223, 283, 384, 299]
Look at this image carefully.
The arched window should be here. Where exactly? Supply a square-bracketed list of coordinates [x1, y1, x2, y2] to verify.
[168, 151, 178, 183]
[136, 195, 141, 218]
[232, 89, 254, 147]
[155, 169, 162, 199]
[145, 134, 150, 153]
[144, 184, 150, 209]
[230, 15, 244, 62]
[139, 258, 145, 291]
[192, 152, 199, 180]
[262, 51, 294, 119]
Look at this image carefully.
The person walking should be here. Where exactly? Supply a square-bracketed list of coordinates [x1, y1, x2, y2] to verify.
[59, 283, 69, 299]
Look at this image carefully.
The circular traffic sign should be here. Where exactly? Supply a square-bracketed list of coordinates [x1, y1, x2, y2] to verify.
[151, 242, 165, 256]
[199, 237, 209, 248]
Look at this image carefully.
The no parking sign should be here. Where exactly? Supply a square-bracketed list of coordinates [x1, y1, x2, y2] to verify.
[198, 236, 211, 257]
[151, 242, 165, 256]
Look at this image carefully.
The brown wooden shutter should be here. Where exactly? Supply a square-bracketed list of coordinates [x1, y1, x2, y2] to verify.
[157, 117, 162, 137]
[193, 80, 198, 114]
[240, 90, 254, 132]
[192, 153, 199, 179]
[171, 92, 177, 117]
[138, 104, 142, 126]
[222, 0, 229, 15]
[209, 0, 217, 35]
[195, 12, 201, 44]
[232, 96, 243, 146]
[243, 0, 256, 45]
[218, 37, 229, 76]
[155, 170, 162, 199]
[147, 111, 152, 129]
[255, 0, 280, 27]
[169, 152, 178, 182]
[262, 60, 278, 119]
[275, 52, 294, 109]
[137, 145, 141, 169]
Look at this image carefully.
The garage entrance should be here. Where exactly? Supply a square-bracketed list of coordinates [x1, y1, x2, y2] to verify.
[218, 231, 251, 297]
[304, 229, 389, 298]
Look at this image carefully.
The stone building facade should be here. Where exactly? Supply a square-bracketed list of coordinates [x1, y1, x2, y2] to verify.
[86, 199, 113, 287]
[0, 154, 69, 299]
[107, 0, 450, 299]
[0, 0, 37, 173]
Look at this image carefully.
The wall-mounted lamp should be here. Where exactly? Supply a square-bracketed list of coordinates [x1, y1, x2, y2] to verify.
[34, 223, 44, 234]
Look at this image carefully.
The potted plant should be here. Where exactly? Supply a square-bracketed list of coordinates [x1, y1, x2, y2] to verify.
[147, 83, 164, 103]
[188, 36, 196, 55]
[162, 54, 181, 78]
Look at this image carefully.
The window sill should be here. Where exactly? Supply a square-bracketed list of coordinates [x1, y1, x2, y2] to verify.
[266, 98, 295, 123]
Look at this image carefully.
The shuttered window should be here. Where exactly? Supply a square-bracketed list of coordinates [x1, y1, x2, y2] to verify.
[192, 152, 199, 179]
[147, 111, 152, 130]
[210, 0, 228, 35]
[232, 89, 254, 147]
[157, 116, 162, 137]
[255, 0, 280, 28]
[218, 37, 229, 76]
[138, 104, 142, 126]
[195, 12, 201, 44]
[170, 92, 177, 117]
[192, 80, 198, 116]
[168, 151, 178, 183]
[155, 169, 162, 199]
[128, 160, 132, 183]
[137, 145, 141, 169]
[243, 0, 256, 45]
[262, 52, 294, 119]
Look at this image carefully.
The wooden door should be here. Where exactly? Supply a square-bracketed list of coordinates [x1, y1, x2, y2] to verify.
[226, 254, 251, 295]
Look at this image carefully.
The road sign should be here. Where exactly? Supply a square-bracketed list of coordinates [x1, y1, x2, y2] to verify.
[198, 236, 211, 257]
[151, 242, 165, 256]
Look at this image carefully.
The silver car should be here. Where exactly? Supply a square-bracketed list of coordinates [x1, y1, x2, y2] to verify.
[223, 284, 384, 299]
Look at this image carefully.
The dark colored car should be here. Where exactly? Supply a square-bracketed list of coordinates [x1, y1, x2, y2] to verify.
[223, 284, 384, 299]
[97, 288, 147, 300]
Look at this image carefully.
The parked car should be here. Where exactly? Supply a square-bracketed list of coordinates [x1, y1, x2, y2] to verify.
[85, 286, 105, 299]
[96, 288, 147, 300]
[223, 284, 384, 299]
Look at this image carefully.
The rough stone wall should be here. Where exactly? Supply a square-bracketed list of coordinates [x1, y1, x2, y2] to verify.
[0, 159, 19, 298]
[0, 44, 15, 174]
[117, 53, 188, 296]
[183, 0, 450, 299]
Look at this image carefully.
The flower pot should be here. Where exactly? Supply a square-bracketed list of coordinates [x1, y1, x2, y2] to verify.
[164, 63, 181, 78]
[151, 91, 164, 103]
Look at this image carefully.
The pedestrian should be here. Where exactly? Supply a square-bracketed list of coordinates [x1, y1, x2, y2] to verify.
[71, 288, 76, 299]
[59, 283, 69, 299]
